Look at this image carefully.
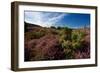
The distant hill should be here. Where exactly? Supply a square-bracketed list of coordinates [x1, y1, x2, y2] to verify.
[24, 22, 42, 32]
[24, 22, 41, 27]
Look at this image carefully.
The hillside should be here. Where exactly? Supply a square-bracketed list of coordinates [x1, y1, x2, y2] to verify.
[24, 22, 42, 32]
[24, 22, 90, 61]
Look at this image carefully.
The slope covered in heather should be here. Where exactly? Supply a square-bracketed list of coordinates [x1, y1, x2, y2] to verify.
[24, 22, 90, 61]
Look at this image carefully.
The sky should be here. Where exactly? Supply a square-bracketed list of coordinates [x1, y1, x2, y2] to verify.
[24, 11, 90, 29]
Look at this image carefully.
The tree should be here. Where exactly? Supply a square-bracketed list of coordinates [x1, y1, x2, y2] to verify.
[50, 26, 56, 29]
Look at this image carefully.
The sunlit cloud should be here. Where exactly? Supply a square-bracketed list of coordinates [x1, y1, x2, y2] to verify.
[24, 11, 90, 28]
[24, 11, 66, 27]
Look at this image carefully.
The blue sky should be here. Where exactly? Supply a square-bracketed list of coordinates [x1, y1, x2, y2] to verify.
[24, 11, 90, 28]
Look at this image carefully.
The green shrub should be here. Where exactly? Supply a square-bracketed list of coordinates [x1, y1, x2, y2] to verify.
[72, 30, 85, 42]
[25, 31, 45, 41]
[59, 28, 72, 41]
[64, 49, 74, 59]
[57, 26, 62, 30]
[71, 32, 78, 42]
[61, 40, 72, 49]
[71, 30, 85, 50]
[72, 42, 82, 50]
[59, 39, 74, 59]
[60, 30, 85, 59]
[50, 26, 56, 29]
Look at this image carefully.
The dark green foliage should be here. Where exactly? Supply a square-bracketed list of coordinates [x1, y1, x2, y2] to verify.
[59, 27, 72, 41]
[57, 26, 62, 29]
[50, 26, 56, 29]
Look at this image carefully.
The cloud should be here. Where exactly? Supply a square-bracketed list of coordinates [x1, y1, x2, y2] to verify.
[25, 11, 66, 27]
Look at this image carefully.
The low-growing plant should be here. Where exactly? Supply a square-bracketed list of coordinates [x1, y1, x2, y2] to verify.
[30, 48, 46, 61]
[61, 40, 72, 49]
[59, 28, 72, 41]
[64, 49, 74, 59]
[72, 41, 82, 50]
[58, 29, 86, 59]
[72, 30, 85, 42]
[25, 31, 45, 41]
[71, 30, 86, 50]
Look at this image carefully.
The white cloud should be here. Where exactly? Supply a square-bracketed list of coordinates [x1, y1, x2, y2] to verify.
[25, 11, 66, 27]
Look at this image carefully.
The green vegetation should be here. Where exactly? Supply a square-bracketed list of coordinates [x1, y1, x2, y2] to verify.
[25, 23, 89, 61]
[71, 30, 86, 50]
[58, 28, 86, 59]
[50, 26, 56, 29]
[25, 30, 46, 41]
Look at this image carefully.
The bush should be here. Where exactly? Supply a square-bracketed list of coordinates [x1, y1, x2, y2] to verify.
[58, 28, 72, 43]
[50, 26, 56, 29]
[71, 30, 85, 50]
[25, 31, 45, 41]
[64, 49, 74, 59]
[61, 40, 72, 49]
[72, 30, 85, 42]
[57, 26, 62, 29]
[72, 42, 82, 50]
[59, 29, 85, 59]
[60, 40, 74, 59]
[71, 32, 78, 42]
